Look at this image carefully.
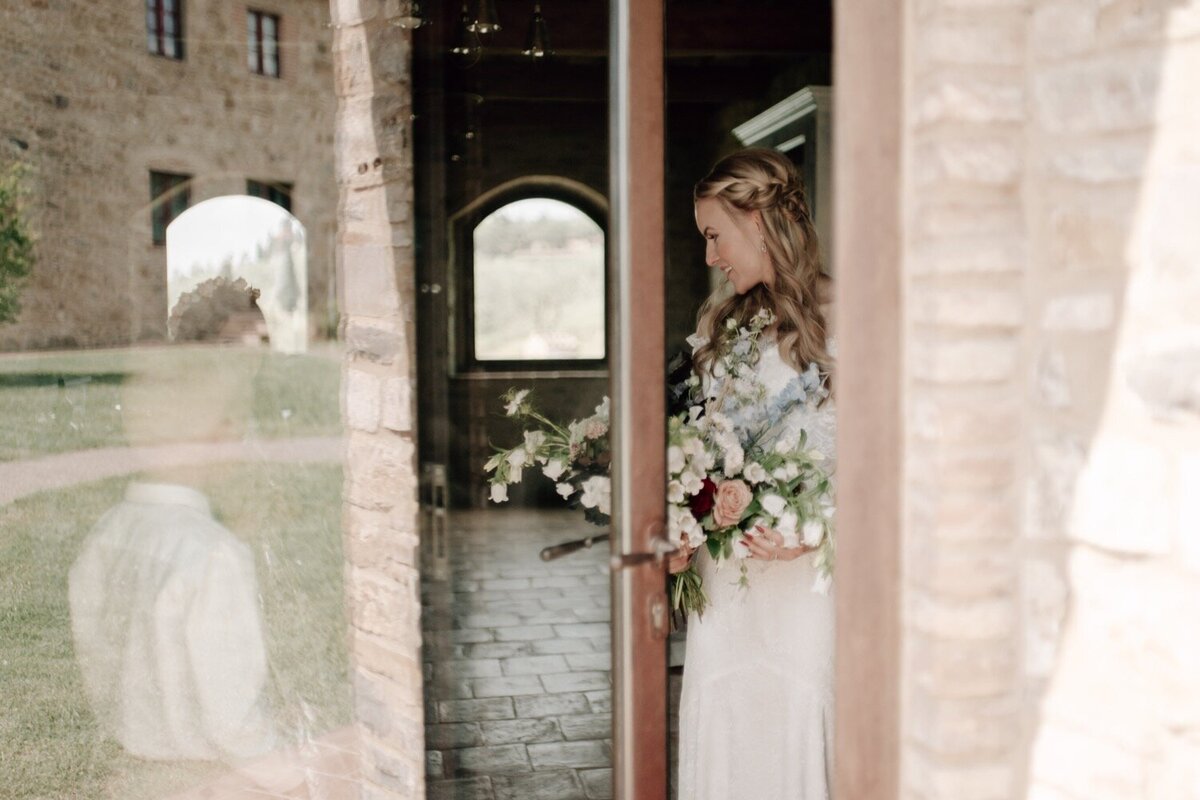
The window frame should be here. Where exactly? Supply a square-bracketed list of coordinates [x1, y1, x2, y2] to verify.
[247, 9, 282, 78]
[246, 179, 293, 213]
[451, 185, 610, 375]
[146, 0, 185, 61]
[149, 170, 192, 246]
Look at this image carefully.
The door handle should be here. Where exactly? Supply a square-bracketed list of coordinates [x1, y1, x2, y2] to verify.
[610, 534, 677, 571]
[540, 532, 611, 562]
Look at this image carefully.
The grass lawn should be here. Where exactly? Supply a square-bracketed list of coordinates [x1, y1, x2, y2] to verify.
[0, 345, 340, 462]
[0, 462, 349, 800]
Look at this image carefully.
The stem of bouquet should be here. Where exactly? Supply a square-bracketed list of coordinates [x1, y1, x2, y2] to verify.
[522, 409, 572, 440]
[669, 565, 707, 630]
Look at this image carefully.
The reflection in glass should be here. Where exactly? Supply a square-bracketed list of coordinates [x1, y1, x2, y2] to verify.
[166, 197, 308, 354]
[4, 132, 341, 800]
[472, 198, 605, 361]
[69, 482, 277, 762]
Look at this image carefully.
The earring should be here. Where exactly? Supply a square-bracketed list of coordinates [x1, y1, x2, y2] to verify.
[759, 236, 767, 253]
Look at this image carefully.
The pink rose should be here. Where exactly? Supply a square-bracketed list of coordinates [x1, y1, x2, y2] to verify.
[712, 479, 753, 527]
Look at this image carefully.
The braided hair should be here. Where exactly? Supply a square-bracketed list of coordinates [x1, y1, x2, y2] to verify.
[692, 147, 833, 390]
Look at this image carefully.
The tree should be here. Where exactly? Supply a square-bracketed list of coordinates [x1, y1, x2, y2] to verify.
[0, 163, 35, 325]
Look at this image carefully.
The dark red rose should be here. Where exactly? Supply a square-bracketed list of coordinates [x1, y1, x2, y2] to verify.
[689, 478, 717, 518]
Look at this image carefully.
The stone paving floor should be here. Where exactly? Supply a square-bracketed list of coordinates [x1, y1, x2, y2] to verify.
[422, 508, 675, 800]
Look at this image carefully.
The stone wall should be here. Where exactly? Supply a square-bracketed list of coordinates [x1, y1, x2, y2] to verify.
[1023, 2, 1200, 797]
[0, 0, 336, 349]
[330, 0, 424, 797]
[900, 1, 1200, 798]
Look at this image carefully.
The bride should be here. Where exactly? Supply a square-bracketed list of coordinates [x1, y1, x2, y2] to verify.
[670, 147, 836, 800]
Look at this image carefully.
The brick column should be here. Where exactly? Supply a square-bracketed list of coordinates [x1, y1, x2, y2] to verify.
[902, 3, 1029, 798]
[330, 1, 423, 797]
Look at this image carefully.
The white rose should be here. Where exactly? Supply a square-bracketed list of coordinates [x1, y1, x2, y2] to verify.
[743, 462, 768, 484]
[543, 459, 566, 481]
[667, 446, 685, 475]
[802, 519, 825, 547]
[668, 506, 702, 546]
[489, 483, 509, 503]
[556, 481, 575, 499]
[760, 493, 787, 518]
[679, 470, 703, 495]
[580, 476, 611, 515]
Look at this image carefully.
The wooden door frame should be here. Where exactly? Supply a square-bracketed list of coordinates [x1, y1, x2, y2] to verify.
[607, 1, 905, 797]
[609, 1, 669, 799]
[833, 2, 904, 798]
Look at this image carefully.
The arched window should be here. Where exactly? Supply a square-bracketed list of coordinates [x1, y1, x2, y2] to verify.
[461, 194, 606, 367]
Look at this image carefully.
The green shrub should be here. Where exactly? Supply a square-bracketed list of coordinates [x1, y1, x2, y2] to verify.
[0, 163, 36, 325]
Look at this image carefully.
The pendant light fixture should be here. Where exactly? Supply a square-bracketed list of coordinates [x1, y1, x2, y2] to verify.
[468, 0, 501, 34]
[390, 0, 426, 29]
[451, 2, 481, 59]
[522, 2, 551, 59]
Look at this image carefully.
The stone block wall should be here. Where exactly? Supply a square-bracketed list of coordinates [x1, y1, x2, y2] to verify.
[901, 1, 1200, 798]
[903, 3, 1028, 797]
[1022, 2, 1200, 798]
[0, 0, 336, 349]
[331, 1, 424, 797]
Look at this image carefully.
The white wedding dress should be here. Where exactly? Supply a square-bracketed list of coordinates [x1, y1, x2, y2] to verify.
[677, 338, 836, 800]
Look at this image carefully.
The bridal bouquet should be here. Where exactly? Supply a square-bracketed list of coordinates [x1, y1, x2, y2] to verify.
[484, 310, 835, 616]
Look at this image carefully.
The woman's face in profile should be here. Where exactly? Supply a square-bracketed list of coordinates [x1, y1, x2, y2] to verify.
[694, 197, 772, 295]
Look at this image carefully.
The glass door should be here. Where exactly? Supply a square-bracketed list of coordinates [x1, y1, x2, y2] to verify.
[608, 0, 670, 798]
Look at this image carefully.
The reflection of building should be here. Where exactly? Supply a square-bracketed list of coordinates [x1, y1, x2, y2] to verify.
[0, 1, 335, 350]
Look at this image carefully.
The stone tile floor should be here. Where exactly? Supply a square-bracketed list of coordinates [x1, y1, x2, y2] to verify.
[423, 508, 677, 800]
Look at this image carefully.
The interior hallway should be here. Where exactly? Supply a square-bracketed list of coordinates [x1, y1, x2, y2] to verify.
[422, 509, 612, 799]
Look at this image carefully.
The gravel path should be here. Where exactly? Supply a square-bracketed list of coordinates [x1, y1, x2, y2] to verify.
[0, 436, 343, 505]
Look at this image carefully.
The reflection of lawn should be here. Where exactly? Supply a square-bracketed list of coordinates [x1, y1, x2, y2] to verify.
[0, 463, 349, 800]
[0, 345, 340, 462]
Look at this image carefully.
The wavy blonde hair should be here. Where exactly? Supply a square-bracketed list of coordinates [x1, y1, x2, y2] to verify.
[692, 147, 832, 389]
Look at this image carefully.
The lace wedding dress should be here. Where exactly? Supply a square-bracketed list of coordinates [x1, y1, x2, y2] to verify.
[677, 338, 836, 800]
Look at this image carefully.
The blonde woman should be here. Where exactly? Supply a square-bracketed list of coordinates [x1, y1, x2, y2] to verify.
[670, 147, 836, 799]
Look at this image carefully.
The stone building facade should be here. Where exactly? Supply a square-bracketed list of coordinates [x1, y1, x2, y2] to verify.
[0, 0, 336, 349]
